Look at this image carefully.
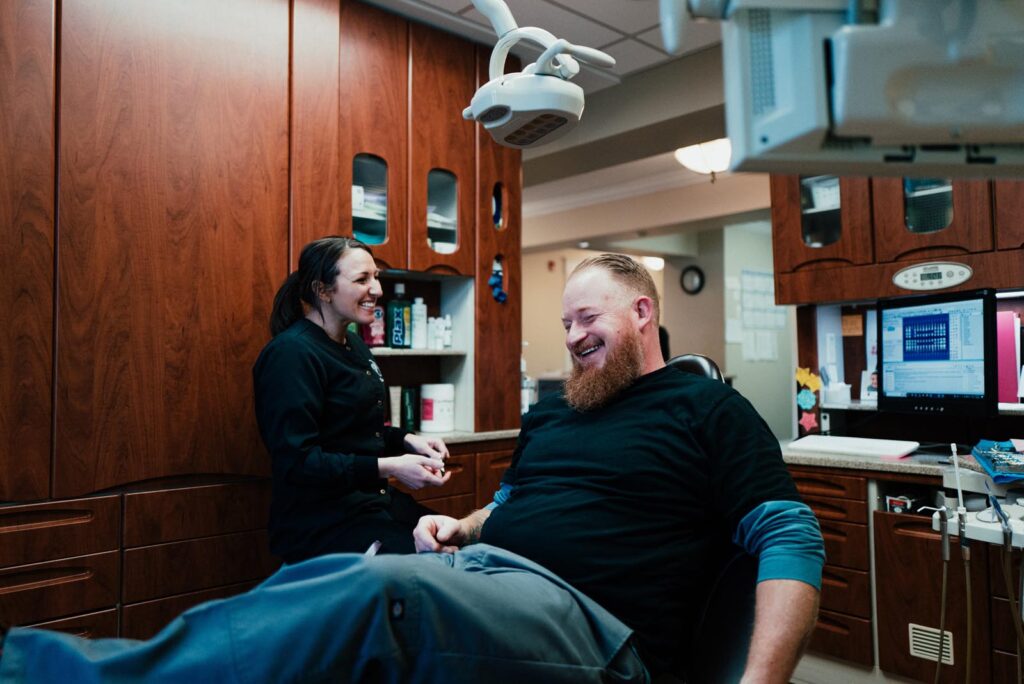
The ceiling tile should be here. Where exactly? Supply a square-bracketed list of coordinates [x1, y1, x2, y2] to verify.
[601, 39, 668, 77]
[551, 0, 659, 36]
[463, 0, 622, 49]
[636, 20, 720, 56]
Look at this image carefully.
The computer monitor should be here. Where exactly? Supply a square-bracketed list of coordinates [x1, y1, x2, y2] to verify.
[877, 290, 996, 416]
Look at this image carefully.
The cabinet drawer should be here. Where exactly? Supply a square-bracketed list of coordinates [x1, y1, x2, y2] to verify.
[397, 453, 475, 501]
[789, 469, 866, 500]
[28, 608, 119, 638]
[122, 580, 260, 640]
[0, 550, 119, 625]
[803, 494, 867, 524]
[820, 565, 871, 619]
[420, 493, 475, 520]
[123, 530, 279, 603]
[808, 608, 873, 666]
[819, 520, 869, 571]
[994, 649, 1018, 683]
[476, 449, 514, 510]
[124, 480, 271, 547]
[0, 495, 120, 568]
[992, 597, 1020, 653]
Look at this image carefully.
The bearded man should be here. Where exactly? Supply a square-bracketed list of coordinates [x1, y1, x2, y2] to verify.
[0, 255, 822, 684]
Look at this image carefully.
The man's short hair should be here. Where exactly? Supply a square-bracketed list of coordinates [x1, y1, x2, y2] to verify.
[570, 253, 661, 323]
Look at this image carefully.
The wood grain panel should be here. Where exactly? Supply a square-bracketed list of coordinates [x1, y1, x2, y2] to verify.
[819, 565, 870, 619]
[789, 469, 866, 500]
[802, 494, 867, 524]
[291, 0, 341, 257]
[475, 448, 514, 510]
[776, 248, 1024, 305]
[0, 0, 54, 502]
[421, 493, 474, 519]
[408, 23, 476, 275]
[122, 580, 259, 639]
[818, 520, 869, 571]
[770, 175, 873, 273]
[56, 0, 288, 496]
[474, 48, 522, 431]
[995, 180, 1024, 250]
[872, 178, 992, 263]
[808, 608, 873, 666]
[123, 480, 271, 547]
[338, 0, 408, 270]
[0, 495, 119, 568]
[0, 550, 119, 625]
[393, 452, 475, 501]
[123, 530, 279, 603]
[28, 607, 119, 638]
[993, 649, 1019, 684]
[874, 511, 990, 682]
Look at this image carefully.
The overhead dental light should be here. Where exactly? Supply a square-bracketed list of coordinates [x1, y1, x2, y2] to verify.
[464, 0, 616, 149]
[674, 137, 731, 181]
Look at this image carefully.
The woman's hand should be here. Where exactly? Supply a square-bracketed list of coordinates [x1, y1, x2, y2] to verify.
[403, 433, 449, 462]
[378, 454, 450, 490]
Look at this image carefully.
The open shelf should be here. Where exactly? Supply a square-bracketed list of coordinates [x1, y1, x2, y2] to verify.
[371, 348, 466, 357]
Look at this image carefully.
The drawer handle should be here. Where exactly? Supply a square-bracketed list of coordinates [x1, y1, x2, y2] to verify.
[822, 571, 850, 590]
[0, 510, 95, 533]
[0, 567, 95, 594]
[816, 614, 852, 636]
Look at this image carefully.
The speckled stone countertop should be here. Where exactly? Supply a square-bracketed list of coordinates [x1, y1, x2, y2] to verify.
[431, 429, 519, 444]
[780, 442, 984, 478]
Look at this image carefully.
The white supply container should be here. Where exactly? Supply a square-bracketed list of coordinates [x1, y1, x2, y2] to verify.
[420, 383, 455, 433]
[411, 297, 427, 349]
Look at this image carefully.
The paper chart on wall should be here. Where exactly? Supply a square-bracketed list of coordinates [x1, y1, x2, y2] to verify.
[737, 270, 786, 361]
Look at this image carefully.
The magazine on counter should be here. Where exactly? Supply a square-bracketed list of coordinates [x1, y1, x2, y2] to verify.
[971, 439, 1024, 483]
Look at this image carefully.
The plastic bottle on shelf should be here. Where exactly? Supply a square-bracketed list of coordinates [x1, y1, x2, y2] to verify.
[411, 297, 428, 349]
[520, 348, 536, 414]
[387, 283, 411, 348]
[368, 304, 385, 347]
[443, 314, 453, 349]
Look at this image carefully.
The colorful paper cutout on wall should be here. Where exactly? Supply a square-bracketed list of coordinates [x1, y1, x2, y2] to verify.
[799, 411, 818, 433]
[797, 389, 817, 411]
[795, 367, 822, 393]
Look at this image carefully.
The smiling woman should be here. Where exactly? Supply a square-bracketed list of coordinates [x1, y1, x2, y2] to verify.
[253, 236, 453, 563]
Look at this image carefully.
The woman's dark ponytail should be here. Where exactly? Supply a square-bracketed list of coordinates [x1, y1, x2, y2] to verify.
[269, 271, 304, 336]
[268, 236, 373, 337]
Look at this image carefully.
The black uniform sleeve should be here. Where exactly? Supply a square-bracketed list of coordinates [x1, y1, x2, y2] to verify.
[384, 426, 409, 455]
[697, 391, 801, 530]
[254, 340, 380, 490]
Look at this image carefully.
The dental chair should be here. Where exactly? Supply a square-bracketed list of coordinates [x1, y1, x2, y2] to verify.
[665, 354, 757, 684]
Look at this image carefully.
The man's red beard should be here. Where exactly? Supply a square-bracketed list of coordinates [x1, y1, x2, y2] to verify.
[563, 327, 644, 412]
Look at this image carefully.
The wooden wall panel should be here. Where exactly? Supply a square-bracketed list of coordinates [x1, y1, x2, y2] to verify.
[292, 0, 341, 261]
[474, 49, 522, 431]
[339, 0, 409, 270]
[56, 0, 288, 496]
[0, 0, 54, 502]
[408, 23, 476, 275]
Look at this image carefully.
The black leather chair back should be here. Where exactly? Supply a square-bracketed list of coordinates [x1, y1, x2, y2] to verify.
[667, 354, 724, 383]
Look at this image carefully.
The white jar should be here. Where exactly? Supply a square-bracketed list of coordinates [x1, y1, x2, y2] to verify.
[420, 383, 455, 433]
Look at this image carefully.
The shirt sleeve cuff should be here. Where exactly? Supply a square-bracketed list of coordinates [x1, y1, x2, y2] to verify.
[353, 455, 384, 489]
[384, 427, 410, 455]
[734, 500, 825, 591]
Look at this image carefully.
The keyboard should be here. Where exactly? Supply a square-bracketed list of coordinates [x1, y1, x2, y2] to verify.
[787, 435, 920, 459]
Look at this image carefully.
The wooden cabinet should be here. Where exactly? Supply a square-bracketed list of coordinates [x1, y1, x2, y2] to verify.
[872, 178, 993, 263]
[874, 511, 990, 683]
[790, 467, 873, 665]
[408, 23, 477, 275]
[770, 175, 873, 274]
[338, 0, 409, 271]
[995, 180, 1024, 251]
[55, 0, 286, 497]
[0, 0, 55, 503]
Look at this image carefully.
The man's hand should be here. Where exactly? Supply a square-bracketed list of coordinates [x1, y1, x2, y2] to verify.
[378, 455, 450, 490]
[413, 508, 491, 554]
[403, 433, 449, 462]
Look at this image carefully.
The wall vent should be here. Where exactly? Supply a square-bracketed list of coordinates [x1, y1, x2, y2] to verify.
[908, 623, 954, 665]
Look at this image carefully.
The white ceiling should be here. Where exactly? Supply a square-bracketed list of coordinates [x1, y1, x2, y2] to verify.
[364, 0, 722, 91]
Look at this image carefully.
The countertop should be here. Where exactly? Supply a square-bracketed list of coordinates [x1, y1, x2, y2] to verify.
[428, 429, 519, 444]
[780, 441, 985, 478]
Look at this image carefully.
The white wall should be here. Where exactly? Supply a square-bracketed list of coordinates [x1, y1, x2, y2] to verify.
[661, 230, 725, 364]
[722, 223, 797, 440]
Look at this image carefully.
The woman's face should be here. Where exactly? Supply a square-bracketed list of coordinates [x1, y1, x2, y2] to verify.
[324, 248, 382, 326]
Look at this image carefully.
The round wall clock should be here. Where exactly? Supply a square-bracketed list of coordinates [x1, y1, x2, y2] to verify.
[680, 265, 705, 295]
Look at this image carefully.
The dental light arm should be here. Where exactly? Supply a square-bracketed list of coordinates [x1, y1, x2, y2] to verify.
[464, 0, 615, 149]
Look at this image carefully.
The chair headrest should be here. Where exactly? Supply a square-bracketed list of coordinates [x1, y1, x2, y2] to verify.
[667, 354, 724, 383]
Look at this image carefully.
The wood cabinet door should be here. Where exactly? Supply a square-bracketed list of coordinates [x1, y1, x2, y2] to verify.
[56, 0, 286, 496]
[872, 178, 993, 263]
[474, 48, 522, 431]
[339, 0, 408, 271]
[994, 180, 1024, 250]
[0, 0, 54, 502]
[408, 23, 476, 275]
[770, 175, 873, 274]
[874, 511, 990, 683]
[476, 449, 515, 510]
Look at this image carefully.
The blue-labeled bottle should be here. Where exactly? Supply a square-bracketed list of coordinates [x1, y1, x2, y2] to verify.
[387, 282, 411, 348]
